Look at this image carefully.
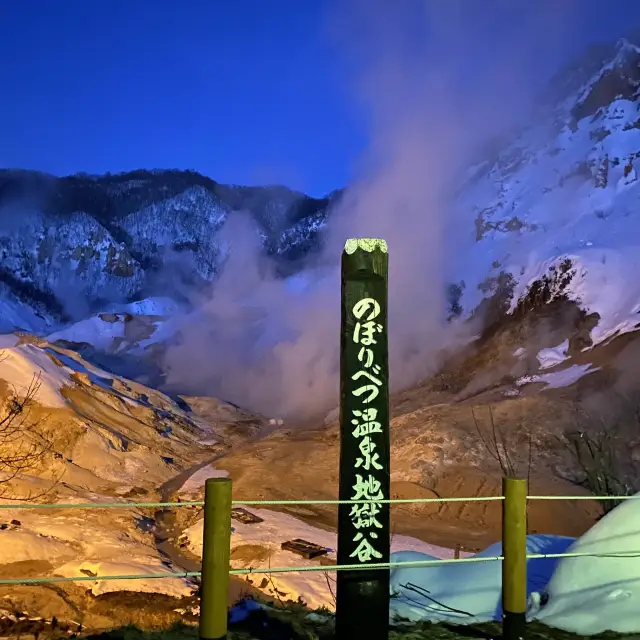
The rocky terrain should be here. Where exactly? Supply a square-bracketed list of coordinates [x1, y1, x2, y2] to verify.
[0, 333, 268, 632]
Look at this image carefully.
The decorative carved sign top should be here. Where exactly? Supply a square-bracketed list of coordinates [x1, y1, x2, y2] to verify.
[344, 238, 388, 255]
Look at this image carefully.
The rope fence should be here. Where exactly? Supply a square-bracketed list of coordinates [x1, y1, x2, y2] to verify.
[0, 492, 635, 510]
[0, 496, 506, 510]
[0, 490, 629, 582]
[0, 484, 632, 636]
[3, 546, 640, 587]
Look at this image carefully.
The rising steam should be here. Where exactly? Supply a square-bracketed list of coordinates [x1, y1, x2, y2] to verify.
[163, 0, 580, 421]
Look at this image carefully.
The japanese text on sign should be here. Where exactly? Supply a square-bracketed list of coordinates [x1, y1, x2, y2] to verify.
[349, 296, 386, 563]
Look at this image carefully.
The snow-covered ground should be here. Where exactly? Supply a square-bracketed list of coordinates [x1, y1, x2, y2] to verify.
[181, 506, 467, 612]
[0, 406, 636, 636]
[0, 335, 145, 409]
[0, 333, 223, 602]
[0, 340, 75, 407]
[178, 489, 640, 635]
[178, 465, 229, 497]
[0, 291, 55, 335]
[0, 498, 194, 598]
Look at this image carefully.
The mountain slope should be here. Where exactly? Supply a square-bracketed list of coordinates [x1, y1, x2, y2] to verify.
[0, 333, 266, 608]
[4, 39, 640, 359]
[453, 37, 640, 350]
[0, 169, 335, 327]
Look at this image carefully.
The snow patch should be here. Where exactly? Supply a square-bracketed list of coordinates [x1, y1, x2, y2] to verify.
[390, 534, 575, 624]
[48, 316, 125, 350]
[54, 559, 193, 597]
[517, 363, 599, 389]
[537, 340, 569, 369]
[178, 465, 229, 496]
[105, 296, 182, 316]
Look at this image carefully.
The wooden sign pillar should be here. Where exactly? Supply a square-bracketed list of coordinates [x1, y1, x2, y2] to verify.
[335, 238, 390, 640]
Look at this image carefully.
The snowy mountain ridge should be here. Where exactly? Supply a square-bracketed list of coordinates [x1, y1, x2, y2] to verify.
[451, 36, 640, 349]
[0, 169, 335, 330]
[4, 36, 640, 358]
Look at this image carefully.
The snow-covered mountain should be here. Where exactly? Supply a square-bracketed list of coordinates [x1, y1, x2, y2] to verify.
[452, 37, 640, 348]
[5, 36, 640, 380]
[0, 169, 335, 329]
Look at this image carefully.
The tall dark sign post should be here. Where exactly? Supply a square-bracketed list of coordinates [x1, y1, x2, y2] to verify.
[335, 238, 390, 640]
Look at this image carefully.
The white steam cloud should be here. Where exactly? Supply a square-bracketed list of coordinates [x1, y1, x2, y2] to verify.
[163, 0, 582, 421]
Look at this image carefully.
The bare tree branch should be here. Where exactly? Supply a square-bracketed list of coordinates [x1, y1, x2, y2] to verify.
[0, 372, 64, 500]
[560, 427, 635, 515]
[471, 405, 533, 479]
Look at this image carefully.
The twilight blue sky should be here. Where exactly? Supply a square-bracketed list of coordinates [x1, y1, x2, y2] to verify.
[2, 0, 640, 197]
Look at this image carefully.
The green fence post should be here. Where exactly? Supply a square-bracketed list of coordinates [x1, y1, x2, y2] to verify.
[502, 476, 528, 640]
[199, 477, 233, 640]
[336, 238, 390, 640]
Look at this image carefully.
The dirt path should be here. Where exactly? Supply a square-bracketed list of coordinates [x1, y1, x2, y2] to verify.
[153, 453, 223, 570]
[152, 442, 267, 606]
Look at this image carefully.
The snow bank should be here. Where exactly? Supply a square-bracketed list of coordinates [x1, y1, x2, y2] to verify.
[0, 343, 73, 407]
[389, 535, 574, 625]
[54, 559, 193, 597]
[530, 493, 640, 634]
[0, 527, 76, 563]
[182, 506, 460, 611]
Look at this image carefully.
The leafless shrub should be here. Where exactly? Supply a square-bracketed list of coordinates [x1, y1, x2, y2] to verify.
[471, 405, 533, 480]
[322, 570, 336, 609]
[552, 391, 640, 515]
[0, 370, 62, 500]
[560, 427, 635, 515]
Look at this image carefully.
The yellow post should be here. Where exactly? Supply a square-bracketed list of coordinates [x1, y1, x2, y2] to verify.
[199, 477, 232, 640]
[502, 477, 527, 640]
